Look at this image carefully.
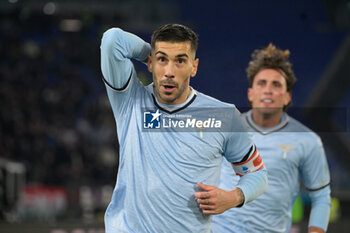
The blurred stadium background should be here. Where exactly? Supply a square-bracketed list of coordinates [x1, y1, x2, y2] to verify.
[0, 0, 349, 232]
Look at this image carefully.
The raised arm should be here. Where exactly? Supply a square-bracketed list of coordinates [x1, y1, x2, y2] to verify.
[100, 28, 151, 90]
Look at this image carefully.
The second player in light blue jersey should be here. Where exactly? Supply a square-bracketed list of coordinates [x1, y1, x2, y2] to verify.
[100, 24, 268, 233]
[211, 43, 331, 233]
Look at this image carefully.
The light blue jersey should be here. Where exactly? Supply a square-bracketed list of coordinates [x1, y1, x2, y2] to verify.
[211, 110, 331, 233]
[100, 28, 267, 233]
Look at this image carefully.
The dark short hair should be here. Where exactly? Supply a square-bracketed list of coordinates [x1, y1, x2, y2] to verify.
[151, 24, 198, 52]
[246, 43, 297, 110]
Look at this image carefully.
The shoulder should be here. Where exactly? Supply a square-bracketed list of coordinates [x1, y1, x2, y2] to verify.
[286, 115, 322, 145]
[194, 91, 244, 120]
[193, 91, 249, 133]
[194, 91, 238, 109]
[287, 116, 317, 135]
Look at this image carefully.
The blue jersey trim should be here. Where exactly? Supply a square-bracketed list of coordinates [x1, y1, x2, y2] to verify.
[151, 93, 197, 114]
[102, 71, 132, 92]
[233, 145, 255, 164]
[307, 182, 330, 191]
[245, 110, 289, 135]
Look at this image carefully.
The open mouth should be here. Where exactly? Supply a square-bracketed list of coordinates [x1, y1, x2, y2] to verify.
[163, 84, 175, 89]
[261, 99, 273, 103]
[161, 83, 177, 93]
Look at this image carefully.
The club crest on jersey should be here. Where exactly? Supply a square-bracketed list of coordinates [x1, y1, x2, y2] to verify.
[198, 126, 206, 138]
[278, 144, 296, 159]
[143, 109, 162, 129]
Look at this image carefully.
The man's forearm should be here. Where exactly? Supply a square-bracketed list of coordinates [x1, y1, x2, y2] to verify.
[231, 187, 245, 207]
[236, 168, 267, 205]
[308, 186, 331, 232]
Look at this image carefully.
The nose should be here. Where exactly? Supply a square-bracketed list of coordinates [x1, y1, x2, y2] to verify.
[164, 62, 175, 78]
[263, 83, 273, 94]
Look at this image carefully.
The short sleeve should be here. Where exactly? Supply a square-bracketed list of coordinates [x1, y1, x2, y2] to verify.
[223, 108, 254, 163]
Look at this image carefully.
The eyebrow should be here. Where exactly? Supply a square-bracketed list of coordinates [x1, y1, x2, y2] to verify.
[256, 79, 283, 86]
[272, 80, 283, 84]
[155, 51, 189, 58]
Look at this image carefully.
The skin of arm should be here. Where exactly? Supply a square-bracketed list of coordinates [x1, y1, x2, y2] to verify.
[194, 167, 267, 215]
[194, 182, 244, 215]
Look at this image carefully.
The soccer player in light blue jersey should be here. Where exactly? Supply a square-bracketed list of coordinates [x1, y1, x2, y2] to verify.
[211, 43, 331, 233]
[100, 24, 268, 233]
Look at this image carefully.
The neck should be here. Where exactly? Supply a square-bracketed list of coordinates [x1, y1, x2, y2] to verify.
[251, 109, 283, 128]
[176, 87, 191, 105]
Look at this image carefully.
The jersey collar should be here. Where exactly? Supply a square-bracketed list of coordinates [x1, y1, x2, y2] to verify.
[148, 83, 197, 114]
[245, 110, 289, 135]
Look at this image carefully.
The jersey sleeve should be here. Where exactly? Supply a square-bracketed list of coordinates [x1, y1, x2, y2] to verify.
[300, 134, 330, 190]
[100, 28, 151, 90]
[223, 107, 254, 163]
[223, 108, 264, 173]
[300, 134, 331, 231]
[100, 28, 151, 116]
[223, 108, 267, 204]
[308, 185, 331, 231]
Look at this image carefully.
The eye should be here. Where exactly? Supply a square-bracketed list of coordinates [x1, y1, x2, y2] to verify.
[178, 58, 185, 64]
[157, 56, 167, 63]
[257, 80, 265, 86]
[273, 82, 282, 88]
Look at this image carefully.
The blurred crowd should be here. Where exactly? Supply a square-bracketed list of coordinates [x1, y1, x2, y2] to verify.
[0, 10, 118, 187]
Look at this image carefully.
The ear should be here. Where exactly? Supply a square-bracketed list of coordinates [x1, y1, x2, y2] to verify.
[147, 54, 152, 72]
[284, 92, 292, 106]
[190, 58, 199, 77]
[247, 88, 253, 102]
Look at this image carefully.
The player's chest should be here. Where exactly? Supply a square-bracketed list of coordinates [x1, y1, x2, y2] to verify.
[142, 130, 225, 165]
[253, 134, 303, 169]
[139, 107, 226, 159]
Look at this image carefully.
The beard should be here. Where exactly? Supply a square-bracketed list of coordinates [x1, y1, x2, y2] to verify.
[256, 107, 283, 119]
[154, 77, 189, 105]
